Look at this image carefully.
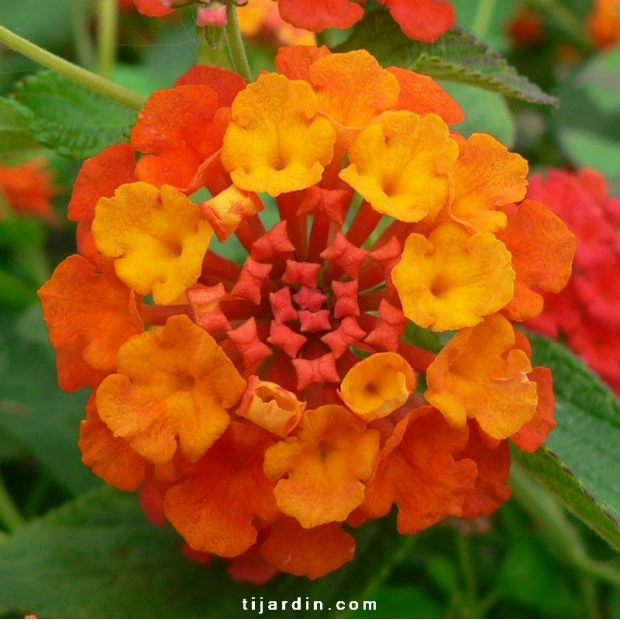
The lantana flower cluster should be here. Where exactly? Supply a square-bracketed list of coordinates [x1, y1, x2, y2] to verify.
[527, 168, 620, 394]
[39, 47, 575, 580]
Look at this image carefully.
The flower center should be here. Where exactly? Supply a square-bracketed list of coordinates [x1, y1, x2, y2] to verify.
[203, 220, 409, 399]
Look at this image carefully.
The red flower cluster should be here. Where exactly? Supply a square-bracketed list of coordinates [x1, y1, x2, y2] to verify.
[527, 168, 620, 394]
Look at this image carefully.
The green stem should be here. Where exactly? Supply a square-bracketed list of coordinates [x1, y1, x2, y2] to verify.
[71, 0, 96, 68]
[471, 0, 497, 40]
[511, 463, 620, 589]
[0, 471, 23, 533]
[97, 0, 119, 77]
[0, 24, 146, 111]
[224, 1, 252, 82]
[457, 530, 478, 609]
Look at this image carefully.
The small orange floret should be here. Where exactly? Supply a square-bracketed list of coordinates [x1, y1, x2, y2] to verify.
[340, 111, 457, 222]
[264, 405, 380, 528]
[237, 376, 305, 437]
[307, 50, 400, 147]
[165, 422, 278, 557]
[393, 222, 515, 331]
[131, 85, 229, 193]
[221, 73, 336, 196]
[450, 133, 529, 232]
[96, 314, 246, 464]
[425, 313, 538, 439]
[93, 182, 213, 305]
[498, 199, 576, 322]
[201, 185, 264, 241]
[339, 352, 416, 421]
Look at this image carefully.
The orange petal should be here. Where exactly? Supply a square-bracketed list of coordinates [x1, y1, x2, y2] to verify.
[388, 66, 464, 124]
[131, 85, 229, 192]
[458, 422, 512, 519]
[221, 73, 336, 196]
[308, 50, 400, 147]
[264, 404, 380, 527]
[353, 406, 477, 533]
[201, 185, 264, 241]
[380, 0, 456, 42]
[278, 0, 364, 31]
[450, 133, 529, 232]
[79, 393, 148, 491]
[511, 366, 557, 452]
[96, 314, 246, 464]
[393, 222, 515, 331]
[425, 313, 539, 439]
[275, 45, 331, 81]
[38, 254, 143, 391]
[164, 422, 278, 557]
[174, 64, 246, 106]
[93, 182, 213, 305]
[339, 352, 416, 420]
[498, 199, 576, 322]
[340, 111, 457, 222]
[261, 517, 356, 580]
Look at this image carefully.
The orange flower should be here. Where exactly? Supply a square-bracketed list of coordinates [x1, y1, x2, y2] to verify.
[93, 182, 213, 305]
[425, 313, 538, 439]
[339, 352, 416, 421]
[264, 405, 380, 527]
[340, 112, 457, 222]
[498, 199, 575, 322]
[0, 158, 57, 222]
[221, 73, 336, 195]
[392, 222, 515, 331]
[96, 314, 246, 464]
[450, 133, 529, 233]
[237, 376, 305, 437]
[588, 0, 620, 48]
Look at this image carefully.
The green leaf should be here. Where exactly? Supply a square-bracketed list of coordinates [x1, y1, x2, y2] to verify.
[0, 98, 40, 159]
[13, 70, 137, 159]
[513, 333, 620, 550]
[336, 9, 558, 107]
[0, 308, 97, 496]
[439, 81, 515, 146]
[498, 537, 578, 615]
[0, 486, 413, 618]
[556, 47, 620, 180]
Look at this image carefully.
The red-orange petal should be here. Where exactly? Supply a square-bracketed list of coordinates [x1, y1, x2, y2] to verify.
[79, 394, 148, 491]
[165, 422, 279, 557]
[261, 517, 356, 580]
[352, 406, 477, 533]
[38, 254, 143, 391]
